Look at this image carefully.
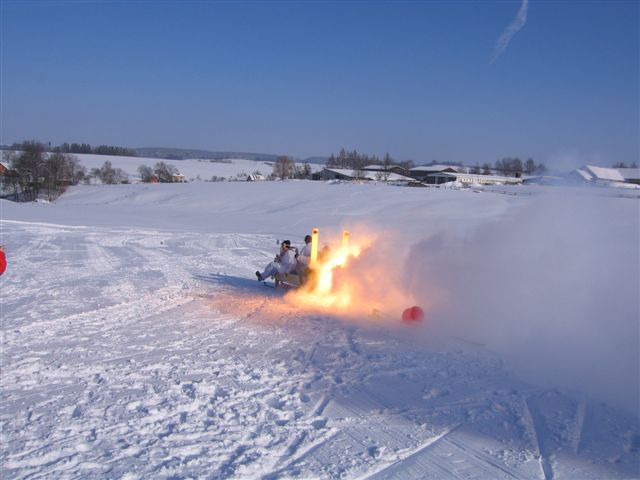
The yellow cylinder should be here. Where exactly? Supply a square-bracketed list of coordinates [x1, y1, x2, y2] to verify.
[310, 228, 319, 269]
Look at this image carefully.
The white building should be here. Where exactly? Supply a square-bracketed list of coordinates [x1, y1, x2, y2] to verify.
[617, 168, 640, 185]
[427, 171, 523, 186]
[567, 165, 628, 187]
[409, 165, 459, 182]
[317, 168, 416, 183]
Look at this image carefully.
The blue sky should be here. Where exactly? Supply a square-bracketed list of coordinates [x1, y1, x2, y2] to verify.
[1, 0, 638, 169]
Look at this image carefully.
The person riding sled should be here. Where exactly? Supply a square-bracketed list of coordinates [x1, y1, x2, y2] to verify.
[295, 234, 312, 276]
[256, 240, 297, 282]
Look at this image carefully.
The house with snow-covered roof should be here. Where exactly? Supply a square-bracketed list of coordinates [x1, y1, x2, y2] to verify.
[584, 165, 624, 183]
[567, 168, 593, 184]
[362, 164, 411, 176]
[316, 168, 416, 184]
[427, 171, 523, 186]
[0, 161, 18, 179]
[409, 165, 460, 182]
[171, 171, 187, 183]
[617, 168, 640, 185]
[567, 165, 629, 187]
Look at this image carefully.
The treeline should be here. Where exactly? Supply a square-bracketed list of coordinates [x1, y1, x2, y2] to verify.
[613, 161, 638, 168]
[135, 147, 279, 162]
[473, 157, 547, 177]
[53, 142, 136, 156]
[326, 148, 414, 170]
[327, 148, 547, 177]
[1, 141, 135, 156]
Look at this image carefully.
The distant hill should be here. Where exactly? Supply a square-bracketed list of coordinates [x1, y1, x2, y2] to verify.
[302, 156, 329, 165]
[134, 147, 328, 165]
[134, 147, 281, 162]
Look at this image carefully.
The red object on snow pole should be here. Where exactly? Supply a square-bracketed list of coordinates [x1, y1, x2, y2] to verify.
[402, 305, 424, 323]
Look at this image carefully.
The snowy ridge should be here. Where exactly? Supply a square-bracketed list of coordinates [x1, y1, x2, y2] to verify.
[1, 182, 638, 478]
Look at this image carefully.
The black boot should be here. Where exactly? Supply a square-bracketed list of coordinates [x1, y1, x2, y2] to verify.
[256, 271, 263, 281]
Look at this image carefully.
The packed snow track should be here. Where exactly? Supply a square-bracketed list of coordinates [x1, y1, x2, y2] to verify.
[1, 219, 637, 479]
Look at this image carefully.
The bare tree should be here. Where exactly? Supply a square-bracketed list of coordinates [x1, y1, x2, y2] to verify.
[138, 165, 154, 182]
[2, 151, 19, 198]
[380, 153, 393, 181]
[495, 159, 507, 176]
[524, 158, 536, 175]
[273, 156, 295, 180]
[97, 160, 128, 184]
[301, 162, 312, 179]
[64, 155, 86, 185]
[12, 141, 46, 200]
[154, 161, 178, 182]
[512, 158, 523, 177]
[99, 160, 117, 184]
[44, 152, 68, 199]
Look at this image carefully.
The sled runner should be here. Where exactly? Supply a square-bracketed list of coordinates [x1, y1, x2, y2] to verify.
[274, 272, 303, 288]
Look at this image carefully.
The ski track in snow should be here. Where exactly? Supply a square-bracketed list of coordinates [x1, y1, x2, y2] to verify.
[1, 219, 638, 479]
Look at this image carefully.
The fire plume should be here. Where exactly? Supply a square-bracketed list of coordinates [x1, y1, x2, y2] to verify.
[287, 228, 375, 313]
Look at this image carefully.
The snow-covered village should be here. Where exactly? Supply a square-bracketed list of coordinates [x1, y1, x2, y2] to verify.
[1, 1, 639, 479]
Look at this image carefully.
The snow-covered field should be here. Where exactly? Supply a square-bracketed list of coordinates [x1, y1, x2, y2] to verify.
[1, 178, 638, 479]
[73, 153, 318, 182]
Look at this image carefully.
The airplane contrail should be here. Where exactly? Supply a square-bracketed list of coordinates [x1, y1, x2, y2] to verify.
[490, 0, 529, 64]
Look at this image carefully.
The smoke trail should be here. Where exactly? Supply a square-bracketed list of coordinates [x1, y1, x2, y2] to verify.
[406, 193, 640, 416]
[490, 0, 529, 64]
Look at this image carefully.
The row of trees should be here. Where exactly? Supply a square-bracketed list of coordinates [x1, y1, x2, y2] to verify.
[272, 156, 312, 180]
[2, 141, 87, 201]
[2, 141, 136, 157]
[326, 148, 547, 178]
[90, 161, 129, 185]
[1, 142, 134, 201]
[326, 149, 414, 171]
[612, 162, 638, 168]
[138, 162, 180, 183]
[56, 143, 136, 156]
[472, 157, 546, 177]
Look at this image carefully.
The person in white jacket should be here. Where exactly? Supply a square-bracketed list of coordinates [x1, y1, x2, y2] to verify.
[256, 240, 297, 281]
[295, 235, 312, 276]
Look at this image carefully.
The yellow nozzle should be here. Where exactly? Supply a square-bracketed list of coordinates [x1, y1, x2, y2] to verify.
[310, 228, 319, 269]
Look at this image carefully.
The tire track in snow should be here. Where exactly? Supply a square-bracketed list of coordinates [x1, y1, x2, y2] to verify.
[262, 429, 341, 480]
[573, 399, 587, 455]
[358, 427, 459, 480]
[523, 396, 555, 480]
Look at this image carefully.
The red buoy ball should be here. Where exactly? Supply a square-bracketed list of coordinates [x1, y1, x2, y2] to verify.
[0, 248, 6, 276]
[402, 305, 424, 323]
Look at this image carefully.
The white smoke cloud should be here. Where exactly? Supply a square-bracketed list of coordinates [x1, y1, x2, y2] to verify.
[490, 0, 529, 64]
[546, 148, 611, 173]
[405, 192, 640, 416]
